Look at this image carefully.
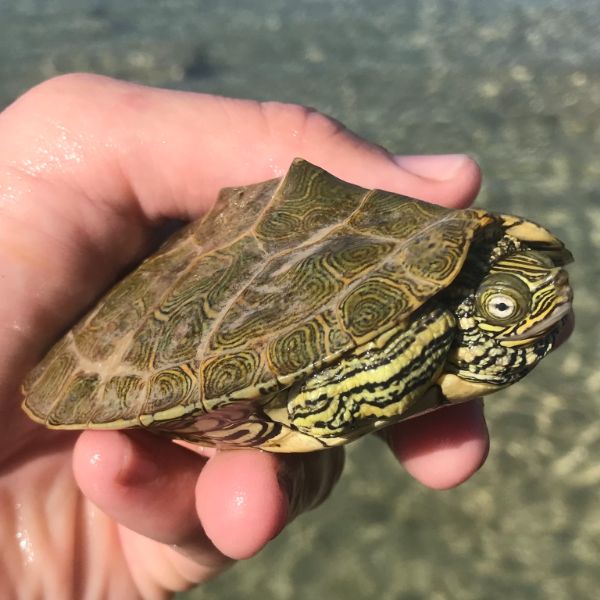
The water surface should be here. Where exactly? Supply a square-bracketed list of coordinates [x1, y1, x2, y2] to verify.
[1, 1, 598, 598]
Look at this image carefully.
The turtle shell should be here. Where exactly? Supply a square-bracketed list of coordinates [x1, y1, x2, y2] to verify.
[23, 158, 548, 447]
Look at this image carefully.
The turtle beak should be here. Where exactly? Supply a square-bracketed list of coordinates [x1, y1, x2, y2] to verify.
[543, 246, 574, 267]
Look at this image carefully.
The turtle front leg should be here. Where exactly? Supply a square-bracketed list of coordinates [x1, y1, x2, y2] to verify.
[286, 307, 456, 441]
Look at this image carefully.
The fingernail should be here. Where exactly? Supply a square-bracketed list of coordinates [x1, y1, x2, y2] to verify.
[393, 154, 471, 181]
[116, 431, 162, 486]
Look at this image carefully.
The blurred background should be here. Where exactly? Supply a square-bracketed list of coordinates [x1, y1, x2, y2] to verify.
[1, 1, 597, 598]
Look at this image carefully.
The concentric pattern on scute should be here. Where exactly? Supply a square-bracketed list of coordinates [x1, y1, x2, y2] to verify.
[22, 159, 490, 437]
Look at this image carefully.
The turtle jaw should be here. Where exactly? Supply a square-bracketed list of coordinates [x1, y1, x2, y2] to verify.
[500, 301, 572, 343]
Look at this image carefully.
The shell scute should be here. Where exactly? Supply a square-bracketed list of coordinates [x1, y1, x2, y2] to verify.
[255, 160, 367, 252]
[267, 317, 330, 378]
[22, 339, 77, 422]
[73, 238, 199, 362]
[149, 234, 266, 369]
[400, 214, 484, 285]
[201, 349, 263, 401]
[349, 189, 450, 238]
[339, 275, 416, 339]
[193, 178, 279, 250]
[208, 246, 346, 351]
[92, 375, 145, 425]
[143, 363, 199, 417]
[46, 371, 100, 426]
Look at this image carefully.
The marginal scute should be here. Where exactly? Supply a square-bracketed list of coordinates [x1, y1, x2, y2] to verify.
[267, 319, 329, 377]
[22, 338, 77, 421]
[201, 350, 264, 400]
[47, 372, 100, 426]
[326, 313, 354, 354]
[143, 363, 198, 416]
[92, 375, 145, 424]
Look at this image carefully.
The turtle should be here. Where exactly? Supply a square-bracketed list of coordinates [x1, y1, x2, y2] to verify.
[21, 158, 573, 452]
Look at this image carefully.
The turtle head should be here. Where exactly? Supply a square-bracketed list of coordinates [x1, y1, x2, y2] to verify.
[474, 250, 572, 345]
[444, 250, 573, 396]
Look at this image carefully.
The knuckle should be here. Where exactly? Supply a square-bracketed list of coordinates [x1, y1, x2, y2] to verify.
[258, 101, 347, 150]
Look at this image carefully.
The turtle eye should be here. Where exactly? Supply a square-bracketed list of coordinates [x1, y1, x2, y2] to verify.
[485, 293, 518, 320]
[475, 274, 530, 325]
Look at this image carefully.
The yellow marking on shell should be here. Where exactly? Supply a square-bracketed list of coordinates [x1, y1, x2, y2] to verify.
[276, 365, 316, 388]
[145, 403, 192, 423]
[20, 402, 40, 424]
[33, 421, 87, 431]
[201, 349, 261, 400]
[437, 373, 501, 402]
[37, 416, 142, 430]
[228, 382, 279, 400]
[143, 363, 199, 418]
[85, 418, 140, 429]
[258, 436, 327, 452]
[153, 309, 170, 322]
[358, 323, 400, 351]
[139, 414, 155, 426]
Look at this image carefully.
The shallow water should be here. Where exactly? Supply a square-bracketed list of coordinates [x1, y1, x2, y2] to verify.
[1, 1, 598, 598]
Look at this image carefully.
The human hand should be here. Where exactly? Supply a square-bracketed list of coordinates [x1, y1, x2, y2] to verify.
[0, 74, 487, 598]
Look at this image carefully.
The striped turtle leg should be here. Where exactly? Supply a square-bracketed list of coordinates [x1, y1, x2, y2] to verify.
[287, 306, 456, 441]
